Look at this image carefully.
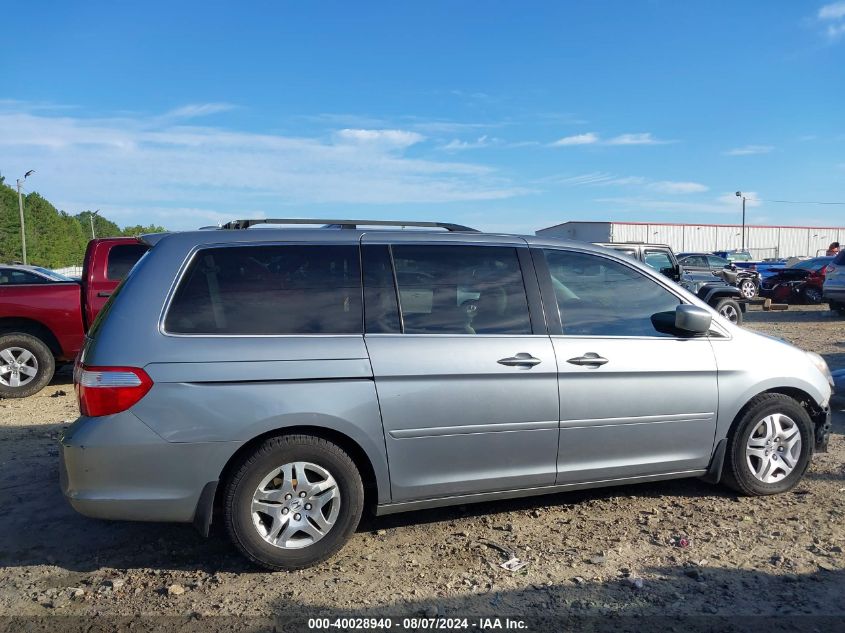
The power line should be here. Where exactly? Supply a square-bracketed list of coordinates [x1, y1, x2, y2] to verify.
[761, 199, 845, 205]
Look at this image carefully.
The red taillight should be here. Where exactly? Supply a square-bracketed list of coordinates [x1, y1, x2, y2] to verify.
[75, 365, 153, 417]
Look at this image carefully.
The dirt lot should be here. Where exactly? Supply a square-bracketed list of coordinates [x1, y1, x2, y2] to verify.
[1, 304, 843, 629]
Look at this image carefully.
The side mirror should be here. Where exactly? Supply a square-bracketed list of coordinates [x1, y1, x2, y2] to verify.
[660, 265, 681, 280]
[675, 304, 712, 334]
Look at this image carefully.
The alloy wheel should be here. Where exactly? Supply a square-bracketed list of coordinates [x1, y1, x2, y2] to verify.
[745, 413, 802, 483]
[0, 347, 39, 388]
[719, 304, 739, 323]
[740, 280, 756, 299]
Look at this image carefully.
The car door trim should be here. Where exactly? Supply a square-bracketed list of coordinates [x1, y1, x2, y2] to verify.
[389, 419, 559, 439]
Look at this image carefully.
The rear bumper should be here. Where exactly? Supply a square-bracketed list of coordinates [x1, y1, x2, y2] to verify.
[60, 412, 239, 523]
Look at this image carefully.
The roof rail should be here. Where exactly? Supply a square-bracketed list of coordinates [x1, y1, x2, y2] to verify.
[218, 218, 479, 232]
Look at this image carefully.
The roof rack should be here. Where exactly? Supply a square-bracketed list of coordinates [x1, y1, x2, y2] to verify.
[218, 218, 479, 232]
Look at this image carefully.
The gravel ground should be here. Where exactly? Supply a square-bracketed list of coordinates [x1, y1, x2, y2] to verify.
[1, 304, 843, 630]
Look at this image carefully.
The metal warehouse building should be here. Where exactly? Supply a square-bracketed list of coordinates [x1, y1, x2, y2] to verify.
[536, 221, 845, 259]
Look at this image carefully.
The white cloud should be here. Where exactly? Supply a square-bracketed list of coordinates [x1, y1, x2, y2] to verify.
[551, 132, 599, 146]
[819, 1, 845, 20]
[815, 3, 845, 39]
[605, 132, 673, 146]
[544, 173, 704, 194]
[440, 135, 498, 151]
[724, 144, 774, 156]
[163, 103, 236, 119]
[648, 181, 709, 194]
[0, 106, 529, 229]
[335, 128, 425, 148]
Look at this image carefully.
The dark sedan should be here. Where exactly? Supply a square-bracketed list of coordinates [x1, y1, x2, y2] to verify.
[677, 253, 761, 299]
[759, 256, 834, 304]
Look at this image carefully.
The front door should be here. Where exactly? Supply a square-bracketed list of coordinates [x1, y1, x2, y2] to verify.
[536, 247, 719, 484]
[363, 240, 560, 503]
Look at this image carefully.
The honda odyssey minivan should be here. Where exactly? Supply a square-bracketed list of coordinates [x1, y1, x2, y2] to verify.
[61, 219, 834, 570]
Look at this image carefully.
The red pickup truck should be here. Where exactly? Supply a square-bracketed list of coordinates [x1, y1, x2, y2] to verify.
[0, 238, 148, 398]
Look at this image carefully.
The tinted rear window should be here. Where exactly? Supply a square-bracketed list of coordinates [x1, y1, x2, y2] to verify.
[107, 244, 149, 280]
[164, 244, 362, 335]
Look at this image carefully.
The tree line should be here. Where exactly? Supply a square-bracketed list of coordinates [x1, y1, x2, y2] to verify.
[0, 176, 166, 268]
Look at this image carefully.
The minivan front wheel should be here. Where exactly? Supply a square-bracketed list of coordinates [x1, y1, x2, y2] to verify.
[224, 434, 364, 570]
[723, 394, 813, 496]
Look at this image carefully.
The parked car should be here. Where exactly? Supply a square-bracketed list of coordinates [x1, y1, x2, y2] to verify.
[0, 238, 148, 398]
[0, 265, 75, 285]
[596, 242, 746, 324]
[713, 250, 754, 264]
[823, 250, 845, 316]
[759, 257, 834, 304]
[677, 253, 761, 299]
[61, 219, 833, 571]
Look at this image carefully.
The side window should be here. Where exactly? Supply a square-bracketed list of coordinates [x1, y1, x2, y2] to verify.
[707, 256, 729, 268]
[362, 245, 401, 334]
[643, 250, 675, 273]
[0, 269, 47, 285]
[683, 256, 706, 267]
[391, 245, 532, 335]
[164, 244, 362, 335]
[543, 250, 681, 337]
[107, 244, 149, 280]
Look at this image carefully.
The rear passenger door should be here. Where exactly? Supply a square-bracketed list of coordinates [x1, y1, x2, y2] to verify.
[534, 247, 719, 484]
[361, 237, 560, 503]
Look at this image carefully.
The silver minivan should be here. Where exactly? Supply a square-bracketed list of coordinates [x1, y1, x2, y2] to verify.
[61, 220, 834, 570]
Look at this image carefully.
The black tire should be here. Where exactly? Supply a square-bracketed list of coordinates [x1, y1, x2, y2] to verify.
[738, 278, 757, 300]
[714, 297, 743, 325]
[224, 434, 364, 571]
[803, 287, 823, 305]
[722, 393, 814, 496]
[830, 301, 845, 316]
[0, 333, 56, 399]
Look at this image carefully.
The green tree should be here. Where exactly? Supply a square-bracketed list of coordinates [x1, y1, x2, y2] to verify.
[0, 181, 167, 267]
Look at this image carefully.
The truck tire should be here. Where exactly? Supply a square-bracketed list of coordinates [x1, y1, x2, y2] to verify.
[714, 298, 743, 325]
[0, 333, 56, 398]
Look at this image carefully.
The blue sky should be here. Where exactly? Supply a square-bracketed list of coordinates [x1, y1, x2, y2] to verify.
[2, 1, 844, 232]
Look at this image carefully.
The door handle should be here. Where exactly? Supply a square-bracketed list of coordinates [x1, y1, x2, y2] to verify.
[497, 353, 542, 368]
[567, 352, 609, 367]
[97, 291, 112, 298]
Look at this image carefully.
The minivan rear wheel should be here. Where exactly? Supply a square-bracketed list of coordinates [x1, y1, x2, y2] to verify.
[223, 434, 364, 570]
[722, 393, 813, 496]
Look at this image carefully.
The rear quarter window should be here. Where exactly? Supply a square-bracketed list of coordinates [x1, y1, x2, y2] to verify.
[107, 244, 149, 280]
[164, 244, 363, 335]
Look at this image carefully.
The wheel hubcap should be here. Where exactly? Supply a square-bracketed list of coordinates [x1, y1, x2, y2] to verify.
[251, 461, 341, 549]
[0, 347, 38, 388]
[740, 281, 755, 299]
[745, 413, 802, 483]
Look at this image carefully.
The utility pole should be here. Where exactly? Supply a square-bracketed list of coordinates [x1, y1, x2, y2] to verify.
[735, 191, 746, 251]
[89, 209, 100, 239]
[16, 170, 35, 265]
